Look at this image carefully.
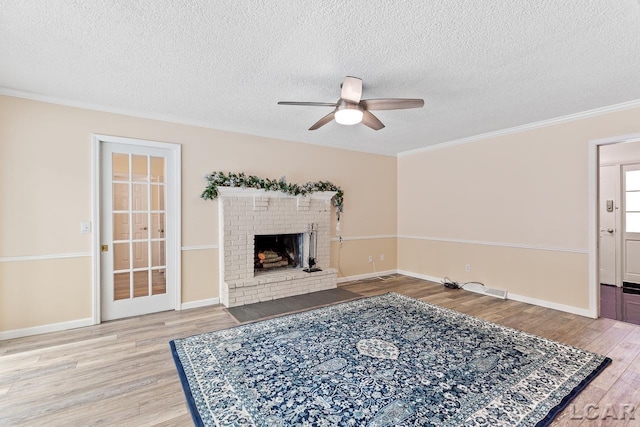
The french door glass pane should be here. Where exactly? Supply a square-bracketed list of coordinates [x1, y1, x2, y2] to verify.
[113, 214, 130, 240]
[132, 242, 149, 269]
[151, 213, 165, 238]
[132, 213, 148, 239]
[113, 243, 129, 271]
[133, 271, 149, 297]
[151, 241, 164, 267]
[132, 184, 148, 210]
[626, 170, 640, 191]
[151, 184, 165, 210]
[151, 156, 165, 183]
[626, 192, 640, 212]
[152, 270, 166, 295]
[132, 155, 148, 181]
[113, 183, 129, 210]
[112, 153, 128, 180]
[627, 213, 640, 233]
[114, 272, 130, 300]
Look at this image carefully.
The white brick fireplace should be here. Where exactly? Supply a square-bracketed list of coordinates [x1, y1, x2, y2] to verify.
[217, 187, 338, 307]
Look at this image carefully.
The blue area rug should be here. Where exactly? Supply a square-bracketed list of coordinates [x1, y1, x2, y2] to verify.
[170, 293, 610, 426]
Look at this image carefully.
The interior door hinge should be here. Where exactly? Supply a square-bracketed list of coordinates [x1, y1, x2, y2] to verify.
[101, 244, 109, 252]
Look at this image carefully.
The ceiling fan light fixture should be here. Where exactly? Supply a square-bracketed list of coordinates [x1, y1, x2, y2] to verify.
[334, 102, 363, 125]
[278, 76, 424, 131]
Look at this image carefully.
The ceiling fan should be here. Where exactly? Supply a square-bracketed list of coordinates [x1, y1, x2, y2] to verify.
[278, 76, 424, 131]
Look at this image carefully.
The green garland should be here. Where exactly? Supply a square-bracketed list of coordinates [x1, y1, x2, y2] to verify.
[201, 172, 344, 218]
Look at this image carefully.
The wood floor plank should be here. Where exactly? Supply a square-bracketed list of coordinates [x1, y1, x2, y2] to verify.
[144, 412, 194, 427]
[552, 382, 608, 427]
[0, 274, 636, 426]
[0, 355, 41, 374]
[0, 334, 118, 365]
[593, 370, 640, 426]
[625, 350, 640, 376]
[25, 392, 142, 427]
[561, 328, 608, 349]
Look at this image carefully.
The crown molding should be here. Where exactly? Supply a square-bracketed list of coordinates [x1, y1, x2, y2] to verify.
[0, 87, 396, 158]
[398, 98, 640, 157]
[3, 87, 639, 159]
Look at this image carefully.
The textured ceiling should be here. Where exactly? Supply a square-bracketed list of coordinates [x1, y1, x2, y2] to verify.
[1, 1, 639, 156]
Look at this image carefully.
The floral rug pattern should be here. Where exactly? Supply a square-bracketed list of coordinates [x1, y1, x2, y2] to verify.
[170, 293, 610, 426]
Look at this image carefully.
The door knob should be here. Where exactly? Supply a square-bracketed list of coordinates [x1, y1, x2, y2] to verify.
[600, 228, 615, 234]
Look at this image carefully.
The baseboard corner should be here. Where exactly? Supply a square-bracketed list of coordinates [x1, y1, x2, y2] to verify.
[395, 270, 594, 317]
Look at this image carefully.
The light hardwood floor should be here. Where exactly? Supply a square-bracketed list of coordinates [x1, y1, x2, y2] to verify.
[1, 275, 639, 426]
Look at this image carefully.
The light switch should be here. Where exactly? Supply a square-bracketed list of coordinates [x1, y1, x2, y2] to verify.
[80, 221, 91, 234]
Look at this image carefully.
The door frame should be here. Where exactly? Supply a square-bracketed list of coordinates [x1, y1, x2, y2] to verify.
[589, 132, 640, 319]
[91, 134, 182, 324]
[597, 164, 620, 287]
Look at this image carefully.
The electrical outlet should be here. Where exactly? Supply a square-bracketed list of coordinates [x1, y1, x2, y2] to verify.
[380, 254, 384, 261]
[368, 256, 373, 263]
[465, 264, 471, 272]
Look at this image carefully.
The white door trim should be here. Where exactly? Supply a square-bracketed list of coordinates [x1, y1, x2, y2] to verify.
[589, 133, 640, 319]
[91, 134, 182, 324]
[598, 165, 618, 286]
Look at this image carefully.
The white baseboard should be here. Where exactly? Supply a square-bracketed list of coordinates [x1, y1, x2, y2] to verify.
[0, 317, 95, 341]
[506, 293, 594, 318]
[180, 297, 220, 310]
[396, 270, 594, 318]
[338, 269, 398, 283]
[396, 270, 443, 285]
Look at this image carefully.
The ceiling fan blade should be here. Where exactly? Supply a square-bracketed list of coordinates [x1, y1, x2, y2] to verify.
[278, 101, 337, 107]
[340, 76, 362, 103]
[360, 98, 424, 110]
[361, 110, 385, 130]
[309, 111, 336, 130]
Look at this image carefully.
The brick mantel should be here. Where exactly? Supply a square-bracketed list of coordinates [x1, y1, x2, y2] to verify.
[217, 186, 337, 201]
[217, 187, 338, 307]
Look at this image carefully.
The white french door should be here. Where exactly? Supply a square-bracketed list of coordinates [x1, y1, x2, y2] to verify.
[100, 140, 179, 321]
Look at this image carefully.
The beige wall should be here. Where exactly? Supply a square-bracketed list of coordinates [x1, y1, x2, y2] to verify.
[398, 107, 640, 311]
[0, 95, 396, 333]
[4, 91, 640, 333]
[331, 237, 397, 279]
[0, 257, 92, 330]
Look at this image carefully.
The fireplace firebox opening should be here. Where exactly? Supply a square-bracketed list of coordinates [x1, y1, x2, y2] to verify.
[254, 233, 303, 274]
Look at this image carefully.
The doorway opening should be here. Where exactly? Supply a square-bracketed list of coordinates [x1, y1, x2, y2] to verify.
[595, 135, 640, 325]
